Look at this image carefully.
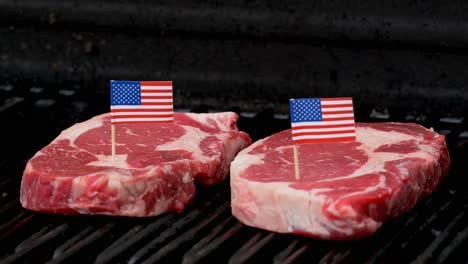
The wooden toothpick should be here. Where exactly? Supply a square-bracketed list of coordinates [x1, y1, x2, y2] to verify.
[111, 124, 116, 162]
[293, 144, 300, 180]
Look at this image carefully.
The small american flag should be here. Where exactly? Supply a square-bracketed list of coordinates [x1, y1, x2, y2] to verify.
[290, 97, 356, 144]
[110, 81, 173, 124]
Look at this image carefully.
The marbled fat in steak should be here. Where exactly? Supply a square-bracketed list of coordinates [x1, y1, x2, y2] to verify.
[21, 112, 251, 216]
[230, 123, 449, 240]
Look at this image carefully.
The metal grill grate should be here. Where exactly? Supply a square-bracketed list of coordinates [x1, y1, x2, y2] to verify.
[0, 81, 467, 263]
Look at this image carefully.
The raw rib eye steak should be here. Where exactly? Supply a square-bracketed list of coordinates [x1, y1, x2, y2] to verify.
[21, 112, 251, 216]
[230, 123, 450, 240]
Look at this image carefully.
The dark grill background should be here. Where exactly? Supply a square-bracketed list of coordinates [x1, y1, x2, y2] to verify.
[1, 1, 468, 263]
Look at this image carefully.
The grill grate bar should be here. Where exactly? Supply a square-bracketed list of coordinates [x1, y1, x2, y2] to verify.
[272, 239, 302, 264]
[319, 248, 351, 264]
[15, 225, 53, 252]
[94, 225, 145, 264]
[141, 202, 230, 264]
[281, 241, 311, 264]
[49, 223, 115, 264]
[435, 222, 468, 263]
[0, 212, 34, 240]
[229, 232, 276, 264]
[182, 222, 244, 264]
[53, 226, 95, 258]
[400, 196, 455, 248]
[360, 193, 452, 263]
[411, 205, 468, 263]
[129, 202, 215, 264]
[96, 212, 175, 264]
[333, 249, 351, 264]
[228, 232, 262, 264]
[318, 248, 338, 264]
[182, 215, 236, 263]
[2, 223, 68, 264]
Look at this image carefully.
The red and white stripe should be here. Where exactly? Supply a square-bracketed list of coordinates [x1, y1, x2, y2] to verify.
[292, 98, 356, 144]
[111, 81, 173, 124]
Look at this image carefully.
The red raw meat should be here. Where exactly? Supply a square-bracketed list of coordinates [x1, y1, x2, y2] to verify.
[230, 123, 449, 239]
[21, 112, 251, 216]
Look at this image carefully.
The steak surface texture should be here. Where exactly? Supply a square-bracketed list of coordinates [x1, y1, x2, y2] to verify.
[230, 122, 449, 239]
[21, 112, 251, 216]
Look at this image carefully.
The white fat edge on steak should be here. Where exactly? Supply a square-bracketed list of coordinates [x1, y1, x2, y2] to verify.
[231, 178, 332, 237]
[231, 136, 332, 237]
[25, 114, 104, 162]
[184, 112, 249, 165]
[168, 112, 246, 166]
[87, 154, 129, 168]
[30, 114, 109, 166]
[231, 174, 382, 237]
[230, 135, 269, 173]
[68, 172, 124, 215]
[323, 174, 387, 235]
[48, 112, 229, 170]
[185, 112, 238, 132]
[314, 125, 435, 183]
[56, 113, 105, 148]
[234, 124, 426, 184]
[70, 170, 124, 200]
[43, 112, 242, 170]
[68, 167, 188, 216]
[156, 125, 211, 160]
[155, 121, 243, 166]
[30, 112, 239, 165]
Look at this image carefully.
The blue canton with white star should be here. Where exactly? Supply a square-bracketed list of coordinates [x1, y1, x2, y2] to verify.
[290, 98, 322, 123]
[111, 81, 141, 105]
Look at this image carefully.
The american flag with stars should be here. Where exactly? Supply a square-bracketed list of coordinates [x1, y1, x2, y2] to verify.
[289, 97, 356, 144]
[110, 81, 173, 124]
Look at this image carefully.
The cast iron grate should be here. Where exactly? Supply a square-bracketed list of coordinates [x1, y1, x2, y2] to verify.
[0, 82, 467, 263]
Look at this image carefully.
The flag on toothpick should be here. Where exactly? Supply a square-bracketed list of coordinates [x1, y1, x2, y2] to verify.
[109, 80, 173, 162]
[110, 81, 174, 124]
[289, 97, 356, 180]
[290, 97, 356, 144]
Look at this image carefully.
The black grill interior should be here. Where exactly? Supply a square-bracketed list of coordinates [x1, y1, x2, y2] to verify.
[1, 1, 468, 263]
[0, 82, 467, 263]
